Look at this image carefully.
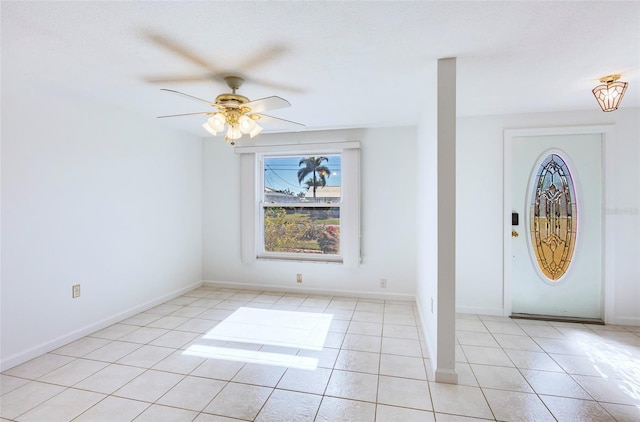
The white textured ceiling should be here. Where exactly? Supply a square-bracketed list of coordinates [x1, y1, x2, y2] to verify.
[2, 1, 639, 137]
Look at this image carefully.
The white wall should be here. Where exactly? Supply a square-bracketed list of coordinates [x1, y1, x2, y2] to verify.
[415, 97, 439, 371]
[1, 66, 203, 369]
[456, 108, 640, 325]
[202, 127, 417, 298]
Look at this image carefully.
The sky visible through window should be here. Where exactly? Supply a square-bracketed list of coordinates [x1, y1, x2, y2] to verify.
[264, 155, 342, 196]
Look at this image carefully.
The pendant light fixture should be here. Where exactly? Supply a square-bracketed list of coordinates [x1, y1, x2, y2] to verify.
[592, 74, 628, 112]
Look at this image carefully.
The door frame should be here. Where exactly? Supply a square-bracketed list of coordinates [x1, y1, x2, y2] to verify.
[503, 125, 615, 322]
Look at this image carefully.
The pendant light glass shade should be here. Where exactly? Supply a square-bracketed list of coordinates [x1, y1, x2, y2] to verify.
[592, 75, 628, 112]
[202, 122, 218, 136]
[238, 115, 257, 134]
[209, 113, 226, 132]
[226, 125, 242, 140]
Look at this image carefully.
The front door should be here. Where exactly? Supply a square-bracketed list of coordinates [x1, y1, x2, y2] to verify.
[511, 133, 603, 319]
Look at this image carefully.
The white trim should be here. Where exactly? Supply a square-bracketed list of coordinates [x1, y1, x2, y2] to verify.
[257, 252, 342, 263]
[202, 280, 415, 302]
[240, 154, 258, 264]
[261, 202, 342, 209]
[505, 125, 614, 137]
[607, 315, 640, 326]
[435, 368, 459, 384]
[415, 296, 437, 363]
[417, 292, 458, 384]
[503, 125, 614, 322]
[456, 306, 505, 316]
[235, 141, 361, 155]
[341, 147, 361, 267]
[503, 138, 513, 317]
[0, 280, 203, 371]
[602, 128, 616, 324]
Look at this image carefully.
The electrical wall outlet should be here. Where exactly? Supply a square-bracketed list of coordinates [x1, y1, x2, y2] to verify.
[380, 279, 387, 288]
[296, 274, 302, 284]
[72, 284, 81, 298]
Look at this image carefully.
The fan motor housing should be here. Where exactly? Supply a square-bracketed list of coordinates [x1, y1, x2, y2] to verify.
[215, 93, 250, 107]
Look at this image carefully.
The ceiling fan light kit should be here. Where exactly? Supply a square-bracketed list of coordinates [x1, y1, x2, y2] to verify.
[592, 74, 628, 112]
[202, 110, 264, 143]
[159, 75, 303, 146]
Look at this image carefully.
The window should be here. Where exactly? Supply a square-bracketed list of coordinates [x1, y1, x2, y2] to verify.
[261, 155, 342, 260]
[236, 142, 360, 265]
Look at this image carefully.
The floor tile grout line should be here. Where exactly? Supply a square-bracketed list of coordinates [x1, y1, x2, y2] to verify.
[466, 352, 499, 422]
[69, 392, 152, 422]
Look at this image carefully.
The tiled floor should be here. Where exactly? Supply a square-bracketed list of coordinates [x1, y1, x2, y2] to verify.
[1, 286, 640, 421]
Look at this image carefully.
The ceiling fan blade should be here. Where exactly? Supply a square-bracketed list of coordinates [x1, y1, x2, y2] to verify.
[157, 111, 212, 119]
[145, 32, 220, 72]
[245, 96, 291, 113]
[245, 76, 306, 94]
[146, 74, 218, 84]
[160, 89, 214, 105]
[257, 114, 305, 130]
[238, 45, 288, 71]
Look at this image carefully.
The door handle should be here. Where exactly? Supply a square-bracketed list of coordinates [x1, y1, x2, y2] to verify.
[512, 230, 519, 238]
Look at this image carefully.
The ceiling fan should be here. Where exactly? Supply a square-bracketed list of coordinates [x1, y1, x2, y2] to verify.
[143, 32, 303, 93]
[158, 75, 304, 145]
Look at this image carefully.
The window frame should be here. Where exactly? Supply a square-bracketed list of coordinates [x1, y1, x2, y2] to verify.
[236, 141, 360, 266]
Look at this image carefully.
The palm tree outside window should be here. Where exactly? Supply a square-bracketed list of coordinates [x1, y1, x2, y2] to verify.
[297, 156, 331, 202]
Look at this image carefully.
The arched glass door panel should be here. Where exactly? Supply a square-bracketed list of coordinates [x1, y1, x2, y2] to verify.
[530, 153, 577, 282]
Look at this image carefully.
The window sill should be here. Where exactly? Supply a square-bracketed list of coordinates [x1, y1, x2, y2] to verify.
[257, 253, 343, 264]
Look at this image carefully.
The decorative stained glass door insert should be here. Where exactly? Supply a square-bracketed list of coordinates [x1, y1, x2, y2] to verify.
[529, 153, 577, 281]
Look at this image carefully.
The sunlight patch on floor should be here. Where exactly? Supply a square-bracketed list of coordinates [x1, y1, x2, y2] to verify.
[183, 344, 319, 370]
[182, 307, 333, 370]
[203, 307, 333, 351]
[578, 331, 640, 401]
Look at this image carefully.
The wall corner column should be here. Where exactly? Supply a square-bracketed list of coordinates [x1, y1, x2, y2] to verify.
[436, 57, 458, 384]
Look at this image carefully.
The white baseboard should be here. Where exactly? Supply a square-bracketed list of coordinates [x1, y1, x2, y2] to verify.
[414, 299, 435, 356]
[0, 280, 203, 371]
[414, 298, 437, 371]
[456, 305, 506, 316]
[202, 280, 416, 302]
[435, 368, 459, 384]
[415, 296, 459, 385]
[606, 315, 640, 326]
